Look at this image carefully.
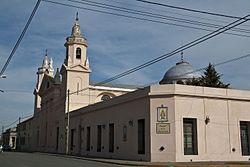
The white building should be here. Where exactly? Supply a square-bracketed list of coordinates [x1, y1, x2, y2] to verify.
[17, 15, 250, 162]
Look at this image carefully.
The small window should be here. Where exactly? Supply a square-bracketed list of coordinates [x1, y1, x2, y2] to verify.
[47, 82, 50, 88]
[101, 95, 111, 101]
[76, 48, 81, 59]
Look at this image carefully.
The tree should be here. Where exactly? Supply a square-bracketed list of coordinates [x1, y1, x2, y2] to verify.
[186, 63, 230, 88]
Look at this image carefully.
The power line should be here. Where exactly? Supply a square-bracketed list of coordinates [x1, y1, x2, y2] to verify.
[3, 119, 19, 130]
[65, 12, 250, 94]
[96, 14, 250, 85]
[3, 90, 33, 94]
[163, 53, 250, 82]
[0, 0, 42, 76]
[15, 0, 248, 96]
[104, 0, 250, 28]
[43, 0, 250, 38]
[69, 0, 250, 34]
[136, 0, 247, 20]
[14, 0, 248, 96]
[2, 114, 33, 131]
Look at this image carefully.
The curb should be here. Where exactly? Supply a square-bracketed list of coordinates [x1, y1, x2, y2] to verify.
[33, 152, 250, 167]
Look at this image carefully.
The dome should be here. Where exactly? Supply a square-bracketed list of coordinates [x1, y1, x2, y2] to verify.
[159, 60, 200, 84]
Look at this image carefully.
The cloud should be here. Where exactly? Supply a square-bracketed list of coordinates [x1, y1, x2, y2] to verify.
[0, 0, 250, 127]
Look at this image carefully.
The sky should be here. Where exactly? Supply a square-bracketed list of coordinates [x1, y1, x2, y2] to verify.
[0, 0, 250, 130]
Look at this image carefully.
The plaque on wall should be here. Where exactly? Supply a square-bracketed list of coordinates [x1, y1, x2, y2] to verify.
[157, 107, 168, 122]
[156, 123, 170, 134]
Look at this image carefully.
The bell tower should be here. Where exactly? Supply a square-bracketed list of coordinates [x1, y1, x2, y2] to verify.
[61, 13, 91, 111]
[64, 13, 89, 68]
[34, 50, 54, 114]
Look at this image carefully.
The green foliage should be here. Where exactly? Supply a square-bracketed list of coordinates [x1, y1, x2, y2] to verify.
[186, 63, 230, 88]
[186, 77, 202, 86]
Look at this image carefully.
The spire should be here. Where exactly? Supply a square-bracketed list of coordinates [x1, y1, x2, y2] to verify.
[181, 51, 184, 62]
[76, 12, 79, 21]
[54, 68, 61, 84]
[71, 12, 82, 37]
[49, 58, 53, 70]
[48, 57, 54, 76]
[42, 49, 49, 68]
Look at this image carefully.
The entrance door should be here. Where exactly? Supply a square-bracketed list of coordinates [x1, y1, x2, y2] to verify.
[138, 119, 145, 154]
[78, 126, 84, 155]
[56, 127, 59, 151]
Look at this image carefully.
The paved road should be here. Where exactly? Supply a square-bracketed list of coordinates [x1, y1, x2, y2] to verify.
[0, 152, 127, 167]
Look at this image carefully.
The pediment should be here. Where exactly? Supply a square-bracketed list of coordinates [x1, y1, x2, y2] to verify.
[68, 64, 91, 72]
[60, 63, 91, 73]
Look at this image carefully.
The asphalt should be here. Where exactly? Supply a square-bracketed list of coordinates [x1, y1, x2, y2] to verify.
[38, 152, 250, 167]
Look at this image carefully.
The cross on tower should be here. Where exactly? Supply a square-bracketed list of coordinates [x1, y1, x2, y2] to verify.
[181, 51, 184, 61]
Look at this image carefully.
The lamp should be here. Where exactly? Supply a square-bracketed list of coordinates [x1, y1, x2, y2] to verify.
[205, 116, 210, 125]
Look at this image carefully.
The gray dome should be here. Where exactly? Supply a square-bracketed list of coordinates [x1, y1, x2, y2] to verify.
[159, 60, 200, 84]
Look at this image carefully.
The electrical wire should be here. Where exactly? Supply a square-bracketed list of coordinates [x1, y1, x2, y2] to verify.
[3, 90, 33, 94]
[2, 1, 248, 101]
[65, 12, 250, 94]
[2, 114, 33, 131]
[96, 14, 250, 85]
[0, 0, 42, 76]
[43, 0, 250, 38]
[142, 53, 250, 87]
[3, 119, 19, 130]
[157, 53, 250, 82]
[104, 0, 250, 28]
[1, 1, 248, 97]
[136, 0, 247, 20]
[71, 0, 250, 34]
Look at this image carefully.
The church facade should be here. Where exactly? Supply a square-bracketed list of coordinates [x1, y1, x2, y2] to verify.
[17, 15, 136, 154]
[16, 16, 250, 162]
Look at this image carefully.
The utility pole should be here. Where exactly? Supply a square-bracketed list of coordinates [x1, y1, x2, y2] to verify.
[66, 89, 70, 155]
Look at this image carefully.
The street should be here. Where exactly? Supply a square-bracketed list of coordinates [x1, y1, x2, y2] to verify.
[0, 152, 127, 167]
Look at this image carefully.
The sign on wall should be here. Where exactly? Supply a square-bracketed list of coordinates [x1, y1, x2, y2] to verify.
[157, 107, 168, 122]
[156, 123, 170, 134]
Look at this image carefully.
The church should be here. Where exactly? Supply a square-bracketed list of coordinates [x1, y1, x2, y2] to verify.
[16, 15, 250, 162]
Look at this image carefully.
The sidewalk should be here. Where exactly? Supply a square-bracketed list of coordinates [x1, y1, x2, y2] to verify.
[38, 152, 250, 167]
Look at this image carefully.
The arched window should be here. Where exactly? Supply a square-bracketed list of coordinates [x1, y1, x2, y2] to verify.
[101, 95, 111, 101]
[76, 48, 81, 59]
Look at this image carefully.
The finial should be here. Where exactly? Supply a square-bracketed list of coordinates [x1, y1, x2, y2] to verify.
[76, 12, 79, 21]
[181, 51, 184, 61]
[45, 49, 48, 56]
[54, 68, 61, 84]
